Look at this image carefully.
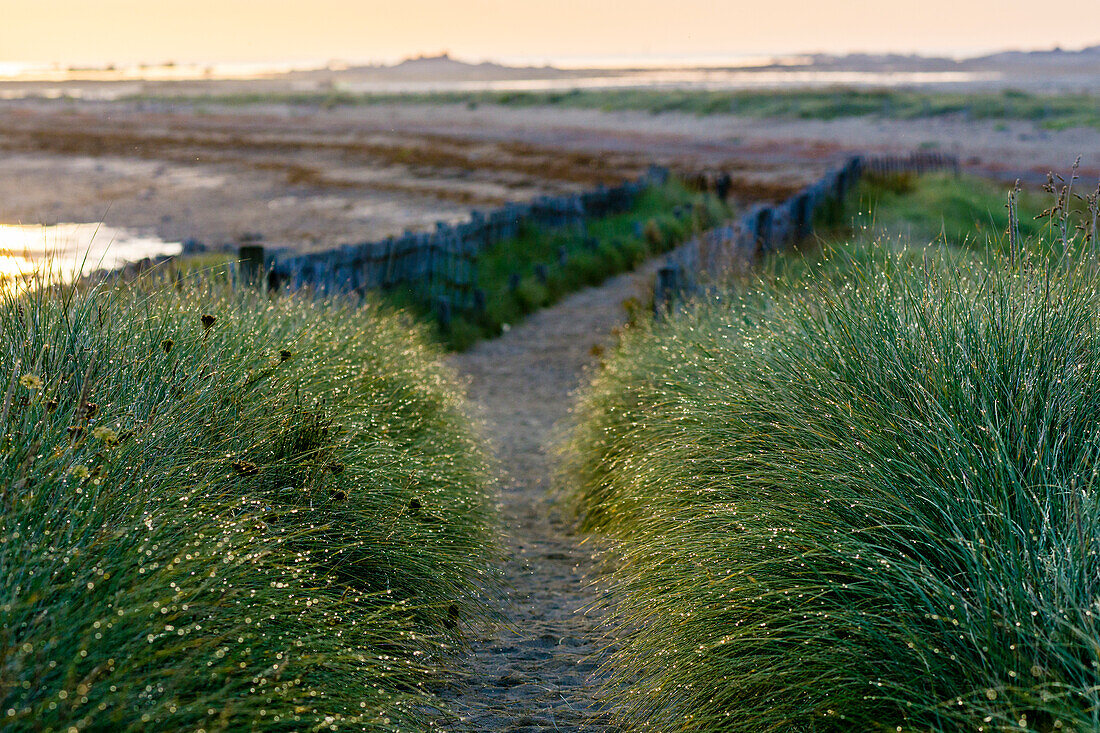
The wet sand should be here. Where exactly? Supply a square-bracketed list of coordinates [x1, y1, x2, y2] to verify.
[1, 97, 1097, 257]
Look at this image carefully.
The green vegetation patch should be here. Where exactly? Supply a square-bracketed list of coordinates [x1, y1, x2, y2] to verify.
[1, 276, 498, 730]
[761, 171, 1078, 290]
[845, 171, 1052, 249]
[132, 87, 1100, 131]
[566, 180, 1100, 730]
[391, 178, 731, 350]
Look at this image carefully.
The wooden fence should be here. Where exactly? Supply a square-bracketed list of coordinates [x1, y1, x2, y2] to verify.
[863, 150, 961, 178]
[653, 152, 960, 312]
[237, 150, 959, 319]
[264, 167, 669, 318]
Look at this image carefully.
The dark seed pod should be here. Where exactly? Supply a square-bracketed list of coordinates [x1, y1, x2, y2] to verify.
[201, 314, 216, 330]
[280, 350, 292, 362]
[408, 498, 422, 513]
[162, 338, 174, 354]
[231, 459, 258, 477]
[443, 603, 460, 629]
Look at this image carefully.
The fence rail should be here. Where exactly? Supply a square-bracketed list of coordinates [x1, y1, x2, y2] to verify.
[239, 150, 959, 320]
[863, 151, 961, 178]
[267, 167, 669, 317]
[653, 152, 960, 312]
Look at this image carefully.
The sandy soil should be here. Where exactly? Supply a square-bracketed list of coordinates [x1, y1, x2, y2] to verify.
[2, 100, 817, 256]
[333, 103, 1100, 184]
[1, 97, 1096, 258]
[0, 102, 650, 253]
[439, 259, 661, 731]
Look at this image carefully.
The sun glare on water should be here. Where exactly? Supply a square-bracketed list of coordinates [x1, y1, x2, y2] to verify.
[0, 222, 182, 292]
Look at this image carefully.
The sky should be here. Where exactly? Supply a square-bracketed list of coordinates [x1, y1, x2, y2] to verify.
[2, 0, 1100, 67]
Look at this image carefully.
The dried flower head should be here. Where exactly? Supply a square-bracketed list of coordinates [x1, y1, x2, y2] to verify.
[443, 603, 460, 629]
[280, 349, 292, 362]
[92, 426, 119, 445]
[201, 314, 216, 330]
[81, 402, 98, 420]
[19, 374, 43, 391]
[231, 459, 258, 477]
[162, 338, 174, 354]
[45, 399, 58, 413]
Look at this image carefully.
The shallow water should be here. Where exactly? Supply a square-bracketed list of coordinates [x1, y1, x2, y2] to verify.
[0, 67, 999, 102]
[338, 69, 997, 94]
[0, 222, 181, 288]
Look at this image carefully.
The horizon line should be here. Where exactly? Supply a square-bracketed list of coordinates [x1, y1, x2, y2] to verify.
[3, 40, 1099, 73]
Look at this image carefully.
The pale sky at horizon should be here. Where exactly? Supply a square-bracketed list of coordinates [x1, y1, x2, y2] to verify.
[2, 0, 1099, 67]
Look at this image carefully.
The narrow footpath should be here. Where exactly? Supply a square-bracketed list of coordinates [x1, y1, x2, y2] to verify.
[440, 262, 661, 731]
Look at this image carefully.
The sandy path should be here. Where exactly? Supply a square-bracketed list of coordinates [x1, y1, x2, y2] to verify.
[440, 261, 660, 730]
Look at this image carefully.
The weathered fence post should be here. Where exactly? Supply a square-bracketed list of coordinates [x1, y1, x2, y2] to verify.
[434, 297, 452, 327]
[755, 207, 775, 256]
[654, 264, 682, 317]
[793, 193, 812, 239]
[239, 245, 264, 287]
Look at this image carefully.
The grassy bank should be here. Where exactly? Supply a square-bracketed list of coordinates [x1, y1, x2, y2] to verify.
[392, 178, 730, 350]
[566, 180, 1100, 730]
[131, 87, 1100, 131]
[1, 275, 497, 730]
[756, 170, 1064, 292]
[843, 171, 1055, 248]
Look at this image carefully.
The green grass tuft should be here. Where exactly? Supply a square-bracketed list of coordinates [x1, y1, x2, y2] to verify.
[566, 182, 1100, 730]
[1, 274, 498, 730]
[127, 87, 1100, 131]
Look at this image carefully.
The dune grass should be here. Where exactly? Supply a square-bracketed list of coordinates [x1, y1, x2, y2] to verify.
[129, 87, 1100, 131]
[0, 272, 498, 730]
[842, 171, 1052, 249]
[452, 88, 1100, 131]
[756, 170, 1070, 293]
[566, 177, 1100, 730]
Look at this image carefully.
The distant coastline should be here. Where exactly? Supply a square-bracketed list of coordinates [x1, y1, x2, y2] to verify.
[2, 44, 1098, 83]
[0, 45, 1096, 102]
